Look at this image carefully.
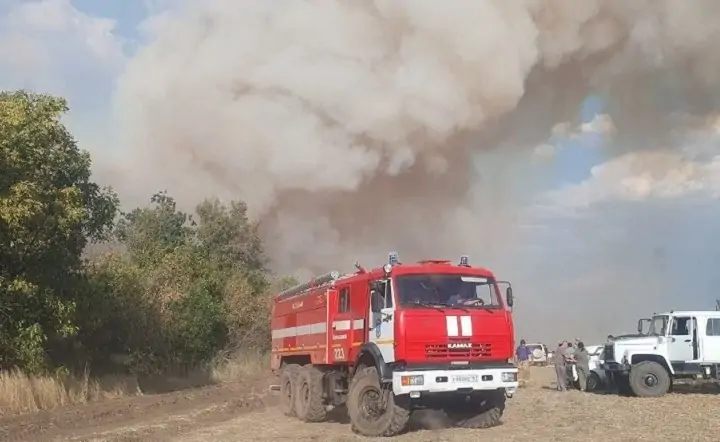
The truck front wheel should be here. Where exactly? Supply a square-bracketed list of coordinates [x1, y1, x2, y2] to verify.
[629, 361, 671, 397]
[445, 389, 506, 429]
[587, 372, 601, 391]
[347, 366, 410, 437]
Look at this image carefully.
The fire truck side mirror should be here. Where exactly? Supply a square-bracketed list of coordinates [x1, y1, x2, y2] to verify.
[506, 287, 514, 308]
[370, 291, 383, 313]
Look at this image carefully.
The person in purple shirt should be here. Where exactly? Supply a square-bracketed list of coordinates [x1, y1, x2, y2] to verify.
[516, 339, 530, 366]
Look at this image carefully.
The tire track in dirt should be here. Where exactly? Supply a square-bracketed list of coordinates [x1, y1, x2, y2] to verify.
[0, 376, 273, 442]
[173, 367, 719, 442]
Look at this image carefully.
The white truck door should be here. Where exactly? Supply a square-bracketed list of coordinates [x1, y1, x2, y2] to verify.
[667, 316, 695, 362]
[368, 278, 395, 363]
[702, 317, 720, 362]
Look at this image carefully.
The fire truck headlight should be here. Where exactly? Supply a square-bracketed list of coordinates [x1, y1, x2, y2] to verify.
[400, 375, 424, 386]
[501, 372, 517, 382]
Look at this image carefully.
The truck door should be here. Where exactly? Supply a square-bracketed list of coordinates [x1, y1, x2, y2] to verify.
[703, 317, 720, 362]
[668, 316, 696, 362]
[327, 287, 352, 363]
[368, 278, 395, 363]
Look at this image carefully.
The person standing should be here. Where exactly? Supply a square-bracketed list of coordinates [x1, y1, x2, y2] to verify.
[515, 339, 531, 384]
[516, 339, 530, 366]
[574, 341, 591, 391]
[553, 341, 568, 391]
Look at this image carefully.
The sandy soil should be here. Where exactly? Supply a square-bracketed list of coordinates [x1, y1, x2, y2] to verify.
[1, 367, 717, 442]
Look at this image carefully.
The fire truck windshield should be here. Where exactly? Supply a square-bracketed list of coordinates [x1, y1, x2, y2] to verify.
[394, 273, 502, 309]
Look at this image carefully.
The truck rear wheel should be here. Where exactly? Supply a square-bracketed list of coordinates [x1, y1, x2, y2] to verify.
[347, 366, 410, 437]
[294, 365, 328, 422]
[445, 389, 505, 429]
[279, 364, 300, 417]
[629, 361, 671, 397]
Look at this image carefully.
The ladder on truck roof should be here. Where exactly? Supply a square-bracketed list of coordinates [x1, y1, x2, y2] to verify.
[275, 271, 341, 301]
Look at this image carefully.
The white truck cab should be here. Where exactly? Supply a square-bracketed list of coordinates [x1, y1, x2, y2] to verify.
[601, 310, 720, 397]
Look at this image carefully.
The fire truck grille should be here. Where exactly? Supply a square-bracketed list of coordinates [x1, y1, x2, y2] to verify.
[425, 343, 492, 359]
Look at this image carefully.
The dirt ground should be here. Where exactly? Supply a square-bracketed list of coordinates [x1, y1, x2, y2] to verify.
[1, 367, 717, 442]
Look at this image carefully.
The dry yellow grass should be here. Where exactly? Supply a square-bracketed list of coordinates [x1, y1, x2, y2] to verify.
[0, 351, 268, 416]
[517, 364, 531, 387]
[0, 368, 138, 415]
[210, 351, 268, 383]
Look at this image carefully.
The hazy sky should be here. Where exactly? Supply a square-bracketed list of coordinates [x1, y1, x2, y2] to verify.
[2, 0, 720, 344]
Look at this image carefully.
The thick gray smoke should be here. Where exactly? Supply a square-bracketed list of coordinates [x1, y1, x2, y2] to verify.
[108, 0, 720, 343]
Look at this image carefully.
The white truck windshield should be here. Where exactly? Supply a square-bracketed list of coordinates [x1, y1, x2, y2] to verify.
[648, 315, 668, 336]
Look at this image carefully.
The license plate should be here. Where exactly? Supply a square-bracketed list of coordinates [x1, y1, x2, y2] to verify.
[452, 374, 478, 384]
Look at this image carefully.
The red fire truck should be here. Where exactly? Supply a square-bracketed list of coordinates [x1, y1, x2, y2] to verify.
[270, 253, 518, 437]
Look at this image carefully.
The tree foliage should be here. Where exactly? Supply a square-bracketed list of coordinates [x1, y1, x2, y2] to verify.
[1, 90, 287, 376]
[0, 91, 118, 372]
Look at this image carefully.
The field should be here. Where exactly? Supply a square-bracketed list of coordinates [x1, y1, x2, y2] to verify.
[0, 366, 716, 442]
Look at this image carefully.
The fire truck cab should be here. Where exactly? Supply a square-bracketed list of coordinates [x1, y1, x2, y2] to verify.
[271, 253, 518, 437]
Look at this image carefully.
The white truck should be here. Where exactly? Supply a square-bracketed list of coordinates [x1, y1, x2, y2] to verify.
[526, 343, 548, 366]
[601, 310, 720, 397]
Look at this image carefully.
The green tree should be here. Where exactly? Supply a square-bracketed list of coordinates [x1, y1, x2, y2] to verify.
[0, 90, 118, 372]
[115, 191, 195, 268]
[84, 193, 270, 370]
[195, 199, 266, 273]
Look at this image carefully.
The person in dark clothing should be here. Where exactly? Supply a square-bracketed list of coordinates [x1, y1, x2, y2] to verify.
[516, 339, 531, 383]
[553, 341, 568, 391]
[574, 341, 590, 391]
[516, 339, 530, 365]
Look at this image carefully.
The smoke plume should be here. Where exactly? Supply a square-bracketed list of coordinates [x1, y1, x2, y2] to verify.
[108, 0, 720, 342]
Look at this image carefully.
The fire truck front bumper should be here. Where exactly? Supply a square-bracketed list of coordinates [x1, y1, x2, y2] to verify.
[392, 367, 519, 398]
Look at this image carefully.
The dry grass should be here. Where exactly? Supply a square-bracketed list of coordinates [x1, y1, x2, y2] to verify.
[0, 368, 138, 415]
[517, 364, 531, 387]
[0, 351, 268, 416]
[210, 350, 268, 383]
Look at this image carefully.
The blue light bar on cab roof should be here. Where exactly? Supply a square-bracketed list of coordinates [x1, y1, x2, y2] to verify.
[388, 251, 399, 265]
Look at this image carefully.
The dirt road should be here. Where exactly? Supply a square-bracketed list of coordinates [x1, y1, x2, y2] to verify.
[2, 367, 717, 442]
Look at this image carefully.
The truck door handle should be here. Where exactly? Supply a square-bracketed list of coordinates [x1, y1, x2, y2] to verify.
[684, 339, 691, 342]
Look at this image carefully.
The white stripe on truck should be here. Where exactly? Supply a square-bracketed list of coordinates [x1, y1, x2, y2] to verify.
[446, 315, 473, 337]
[460, 315, 473, 336]
[271, 319, 364, 340]
[446, 315, 459, 337]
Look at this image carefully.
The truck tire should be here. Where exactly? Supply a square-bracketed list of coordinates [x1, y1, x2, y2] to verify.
[347, 366, 410, 437]
[279, 364, 300, 417]
[629, 361, 671, 397]
[587, 372, 601, 391]
[294, 365, 328, 422]
[445, 389, 505, 429]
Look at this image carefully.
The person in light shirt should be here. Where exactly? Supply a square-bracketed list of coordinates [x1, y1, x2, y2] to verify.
[553, 341, 568, 391]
